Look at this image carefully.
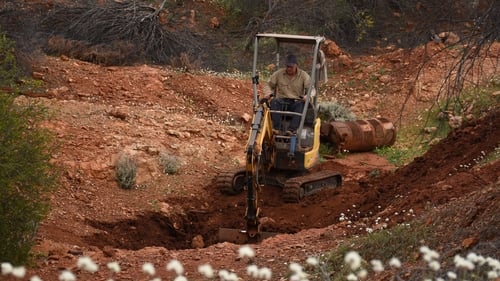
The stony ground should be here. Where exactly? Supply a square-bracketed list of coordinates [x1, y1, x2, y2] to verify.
[3, 36, 496, 281]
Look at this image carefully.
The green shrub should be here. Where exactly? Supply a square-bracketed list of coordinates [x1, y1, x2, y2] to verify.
[0, 93, 57, 265]
[158, 151, 180, 174]
[319, 101, 356, 122]
[324, 223, 436, 281]
[115, 152, 137, 189]
[0, 29, 19, 87]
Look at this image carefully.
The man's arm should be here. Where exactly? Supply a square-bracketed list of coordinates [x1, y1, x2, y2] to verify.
[263, 71, 278, 99]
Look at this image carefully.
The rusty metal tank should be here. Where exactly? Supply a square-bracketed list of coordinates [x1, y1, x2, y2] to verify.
[320, 117, 396, 152]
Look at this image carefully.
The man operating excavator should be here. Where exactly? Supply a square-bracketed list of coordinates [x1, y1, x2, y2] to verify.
[263, 53, 311, 135]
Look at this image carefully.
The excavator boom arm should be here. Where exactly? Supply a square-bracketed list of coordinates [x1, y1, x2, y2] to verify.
[243, 103, 274, 241]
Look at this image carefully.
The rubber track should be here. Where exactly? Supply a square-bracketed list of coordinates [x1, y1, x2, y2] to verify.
[282, 170, 342, 203]
[216, 168, 246, 195]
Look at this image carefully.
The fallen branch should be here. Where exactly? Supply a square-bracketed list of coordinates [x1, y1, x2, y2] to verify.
[43, 0, 202, 65]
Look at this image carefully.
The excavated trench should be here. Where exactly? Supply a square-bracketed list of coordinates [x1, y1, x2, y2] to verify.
[82, 177, 377, 250]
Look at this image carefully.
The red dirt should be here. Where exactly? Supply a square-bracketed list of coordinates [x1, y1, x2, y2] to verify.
[4, 28, 499, 281]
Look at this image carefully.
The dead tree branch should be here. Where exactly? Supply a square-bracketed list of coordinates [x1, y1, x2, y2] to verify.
[43, 0, 202, 65]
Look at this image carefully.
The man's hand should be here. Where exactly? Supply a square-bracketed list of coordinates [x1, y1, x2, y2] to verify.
[260, 93, 274, 104]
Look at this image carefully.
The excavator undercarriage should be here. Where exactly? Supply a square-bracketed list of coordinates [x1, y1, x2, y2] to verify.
[218, 168, 341, 203]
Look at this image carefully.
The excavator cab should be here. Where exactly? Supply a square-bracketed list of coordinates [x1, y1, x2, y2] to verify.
[250, 33, 334, 183]
[217, 33, 341, 243]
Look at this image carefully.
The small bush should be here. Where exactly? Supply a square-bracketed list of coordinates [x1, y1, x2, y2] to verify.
[115, 152, 137, 189]
[158, 151, 180, 174]
[0, 29, 19, 87]
[0, 93, 57, 265]
[325, 223, 436, 281]
[319, 102, 356, 122]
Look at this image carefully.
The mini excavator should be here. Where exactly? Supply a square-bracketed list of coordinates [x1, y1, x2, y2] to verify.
[217, 33, 342, 244]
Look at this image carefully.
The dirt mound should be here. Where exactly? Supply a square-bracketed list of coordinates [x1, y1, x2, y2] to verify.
[365, 111, 499, 218]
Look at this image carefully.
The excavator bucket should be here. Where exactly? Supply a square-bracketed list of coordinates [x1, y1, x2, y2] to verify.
[218, 228, 277, 244]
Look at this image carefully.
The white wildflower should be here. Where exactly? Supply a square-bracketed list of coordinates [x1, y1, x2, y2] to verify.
[289, 270, 308, 281]
[486, 257, 500, 270]
[1, 262, 13, 275]
[197, 264, 214, 278]
[173, 275, 187, 281]
[466, 252, 479, 263]
[58, 270, 76, 281]
[238, 245, 255, 259]
[150, 278, 161, 281]
[258, 267, 272, 280]
[30, 275, 43, 281]
[428, 249, 440, 260]
[487, 270, 498, 279]
[357, 269, 368, 279]
[142, 262, 156, 276]
[428, 260, 441, 271]
[454, 255, 475, 270]
[11, 266, 26, 278]
[344, 251, 362, 271]
[218, 269, 229, 280]
[289, 262, 304, 274]
[346, 273, 358, 281]
[447, 271, 457, 279]
[419, 246, 430, 254]
[420, 246, 439, 262]
[306, 256, 319, 266]
[166, 259, 184, 276]
[247, 264, 259, 278]
[339, 213, 346, 221]
[476, 255, 486, 265]
[436, 278, 445, 281]
[76, 256, 99, 273]
[389, 257, 402, 268]
[226, 271, 239, 281]
[107, 261, 121, 273]
[370, 259, 384, 272]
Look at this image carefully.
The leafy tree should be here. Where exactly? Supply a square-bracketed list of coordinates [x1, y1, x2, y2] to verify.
[0, 28, 58, 265]
[0, 93, 58, 265]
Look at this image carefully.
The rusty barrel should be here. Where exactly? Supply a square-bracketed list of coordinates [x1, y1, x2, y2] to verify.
[320, 117, 396, 152]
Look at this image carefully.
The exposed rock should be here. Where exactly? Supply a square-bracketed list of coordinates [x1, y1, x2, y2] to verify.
[32, 71, 44, 79]
[241, 112, 252, 123]
[438, 31, 460, 45]
[461, 236, 478, 249]
[210, 17, 220, 29]
[322, 39, 342, 57]
[191, 235, 205, 249]
[378, 74, 391, 83]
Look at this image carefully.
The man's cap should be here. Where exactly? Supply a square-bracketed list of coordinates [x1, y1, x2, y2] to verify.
[285, 54, 297, 66]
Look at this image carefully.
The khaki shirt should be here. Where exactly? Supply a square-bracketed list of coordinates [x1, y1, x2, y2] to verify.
[268, 68, 310, 99]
